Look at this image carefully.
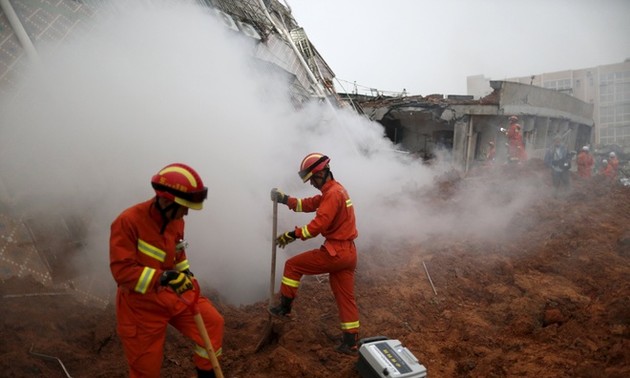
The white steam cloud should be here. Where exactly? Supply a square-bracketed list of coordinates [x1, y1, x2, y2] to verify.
[0, 1, 543, 305]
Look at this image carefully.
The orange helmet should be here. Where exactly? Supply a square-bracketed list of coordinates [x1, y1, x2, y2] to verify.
[298, 153, 330, 182]
[151, 163, 207, 210]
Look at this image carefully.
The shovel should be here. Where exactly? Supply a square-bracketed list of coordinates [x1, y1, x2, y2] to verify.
[179, 279, 224, 378]
[254, 197, 278, 352]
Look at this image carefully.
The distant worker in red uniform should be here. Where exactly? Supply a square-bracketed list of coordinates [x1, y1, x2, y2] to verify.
[599, 159, 616, 181]
[110, 163, 224, 378]
[505, 115, 527, 162]
[576, 146, 595, 179]
[270, 153, 360, 355]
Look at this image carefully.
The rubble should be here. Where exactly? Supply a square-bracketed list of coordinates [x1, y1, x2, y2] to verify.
[1, 161, 629, 377]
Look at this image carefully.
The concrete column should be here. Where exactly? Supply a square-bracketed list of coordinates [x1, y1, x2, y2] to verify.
[465, 117, 475, 173]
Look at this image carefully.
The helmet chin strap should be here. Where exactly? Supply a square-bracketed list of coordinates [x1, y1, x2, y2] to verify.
[154, 197, 181, 234]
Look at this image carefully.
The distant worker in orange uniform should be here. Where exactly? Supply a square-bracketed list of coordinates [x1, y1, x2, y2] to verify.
[598, 159, 616, 181]
[110, 163, 224, 378]
[576, 146, 595, 179]
[505, 115, 527, 162]
[270, 153, 360, 355]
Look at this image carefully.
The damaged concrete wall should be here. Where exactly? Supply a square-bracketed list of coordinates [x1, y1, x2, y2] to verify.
[492, 81, 594, 161]
[452, 118, 469, 168]
[347, 83, 594, 172]
[497, 81, 594, 125]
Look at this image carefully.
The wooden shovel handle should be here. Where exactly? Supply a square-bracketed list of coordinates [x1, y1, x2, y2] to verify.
[179, 279, 224, 378]
[269, 198, 278, 308]
[193, 311, 224, 378]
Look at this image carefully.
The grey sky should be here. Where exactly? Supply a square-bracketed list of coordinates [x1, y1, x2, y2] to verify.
[288, 0, 630, 96]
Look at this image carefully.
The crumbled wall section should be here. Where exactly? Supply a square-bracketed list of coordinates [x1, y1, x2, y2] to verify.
[497, 81, 594, 124]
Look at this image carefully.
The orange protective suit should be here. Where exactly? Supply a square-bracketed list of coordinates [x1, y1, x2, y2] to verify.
[506, 123, 527, 161]
[577, 151, 594, 178]
[281, 179, 360, 334]
[110, 199, 224, 378]
[599, 164, 615, 180]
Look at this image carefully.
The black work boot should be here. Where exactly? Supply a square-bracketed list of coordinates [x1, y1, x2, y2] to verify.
[268, 295, 293, 319]
[336, 332, 359, 355]
[196, 367, 216, 378]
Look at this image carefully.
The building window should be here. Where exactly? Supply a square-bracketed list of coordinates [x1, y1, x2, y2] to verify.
[543, 79, 573, 95]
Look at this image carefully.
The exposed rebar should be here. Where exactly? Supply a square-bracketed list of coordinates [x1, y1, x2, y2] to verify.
[29, 345, 73, 378]
[3, 292, 70, 299]
[422, 261, 438, 296]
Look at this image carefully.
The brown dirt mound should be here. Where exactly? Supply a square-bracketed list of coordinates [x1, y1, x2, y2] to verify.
[1, 163, 629, 377]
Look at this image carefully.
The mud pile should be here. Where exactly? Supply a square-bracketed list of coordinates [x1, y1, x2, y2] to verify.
[1, 162, 629, 377]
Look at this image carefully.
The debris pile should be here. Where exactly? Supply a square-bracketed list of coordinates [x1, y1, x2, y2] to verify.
[1, 161, 629, 377]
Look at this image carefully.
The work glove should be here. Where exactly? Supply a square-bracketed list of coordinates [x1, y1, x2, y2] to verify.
[276, 231, 296, 249]
[270, 188, 289, 204]
[159, 270, 193, 295]
[181, 269, 194, 277]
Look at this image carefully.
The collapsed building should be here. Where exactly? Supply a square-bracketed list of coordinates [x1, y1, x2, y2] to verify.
[0, 0, 339, 106]
[0, 0, 339, 299]
[347, 80, 595, 172]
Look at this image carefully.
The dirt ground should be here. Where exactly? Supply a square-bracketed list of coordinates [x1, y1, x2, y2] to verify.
[1, 160, 629, 378]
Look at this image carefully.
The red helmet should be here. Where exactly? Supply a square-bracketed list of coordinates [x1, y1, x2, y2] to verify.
[298, 153, 330, 182]
[151, 163, 207, 210]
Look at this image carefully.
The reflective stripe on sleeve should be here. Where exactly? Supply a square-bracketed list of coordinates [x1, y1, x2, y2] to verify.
[134, 267, 156, 294]
[174, 259, 190, 272]
[137, 239, 166, 262]
[296, 199, 303, 212]
[300, 225, 312, 239]
[346, 199, 353, 207]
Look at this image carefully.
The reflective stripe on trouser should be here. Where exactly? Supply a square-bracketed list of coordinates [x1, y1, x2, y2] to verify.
[280, 244, 359, 332]
[116, 289, 224, 377]
[194, 343, 223, 360]
[170, 296, 224, 371]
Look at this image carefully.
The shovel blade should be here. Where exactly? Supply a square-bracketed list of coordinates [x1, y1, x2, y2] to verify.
[254, 316, 279, 352]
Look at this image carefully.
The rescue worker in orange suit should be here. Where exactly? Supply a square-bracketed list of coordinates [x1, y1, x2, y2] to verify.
[110, 163, 224, 378]
[576, 146, 595, 179]
[505, 115, 527, 162]
[599, 159, 616, 181]
[269, 153, 360, 355]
